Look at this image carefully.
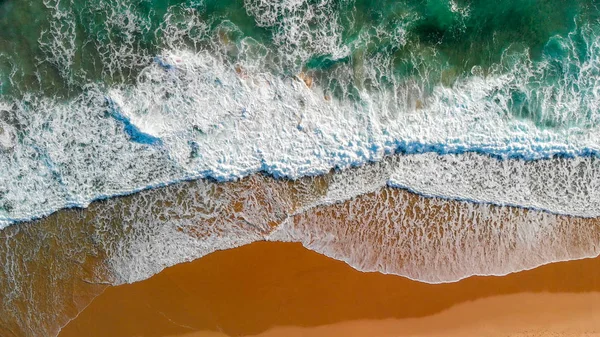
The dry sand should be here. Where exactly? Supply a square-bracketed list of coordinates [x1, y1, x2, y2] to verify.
[59, 241, 600, 337]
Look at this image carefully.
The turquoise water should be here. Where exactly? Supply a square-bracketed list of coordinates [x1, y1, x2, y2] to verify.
[1, 0, 597, 118]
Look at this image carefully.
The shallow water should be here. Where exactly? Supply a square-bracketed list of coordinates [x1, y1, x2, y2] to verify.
[2, 165, 600, 336]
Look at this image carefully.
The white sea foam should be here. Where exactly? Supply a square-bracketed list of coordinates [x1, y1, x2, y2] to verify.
[93, 175, 309, 283]
[268, 188, 600, 283]
[92, 162, 600, 286]
[2, 3, 600, 227]
[244, 0, 351, 67]
[2, 40, 600, 226]
[0, 103, 16, 151]
[389, 153, 600, 217]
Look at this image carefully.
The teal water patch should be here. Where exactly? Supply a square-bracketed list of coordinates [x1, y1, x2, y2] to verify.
[0, 0, 275, 97]
[0, 0, 596, 99]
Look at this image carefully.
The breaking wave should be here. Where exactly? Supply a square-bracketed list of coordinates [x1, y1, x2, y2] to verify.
[1, 0, 600, 226]
[3, 1, 600, 335]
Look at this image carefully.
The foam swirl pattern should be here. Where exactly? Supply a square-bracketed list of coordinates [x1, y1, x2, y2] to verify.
[3, 1, 600, 335]
[1, 0, 600, 225]
[2, 168, 600, 336]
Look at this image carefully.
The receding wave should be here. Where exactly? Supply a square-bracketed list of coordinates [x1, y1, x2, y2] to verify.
[2, 163, 600, 336]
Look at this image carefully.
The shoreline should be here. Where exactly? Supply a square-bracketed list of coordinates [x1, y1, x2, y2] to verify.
[6, 150, 600, 229]
[4, 170, 600, 336]
[60, 241, 600, 337]
[174, 291, 600, 337]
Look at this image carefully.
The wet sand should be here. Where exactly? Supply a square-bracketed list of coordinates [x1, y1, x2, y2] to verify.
[60, 241, 600, 337]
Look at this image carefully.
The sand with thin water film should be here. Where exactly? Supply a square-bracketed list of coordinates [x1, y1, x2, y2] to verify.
[60, 241, 600, 337]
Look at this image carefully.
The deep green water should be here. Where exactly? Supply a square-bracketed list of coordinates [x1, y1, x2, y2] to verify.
[1, 0, 598, 109]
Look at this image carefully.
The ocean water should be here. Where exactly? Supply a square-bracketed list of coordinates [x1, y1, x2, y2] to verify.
[2, 0, 600, 225]
[2, 0, 600, 335]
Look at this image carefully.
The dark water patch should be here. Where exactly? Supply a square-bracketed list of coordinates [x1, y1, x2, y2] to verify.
[1, 0, 596, 100]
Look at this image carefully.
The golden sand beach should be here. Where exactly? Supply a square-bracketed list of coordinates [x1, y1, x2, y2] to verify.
[60, 241, 600, 337]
